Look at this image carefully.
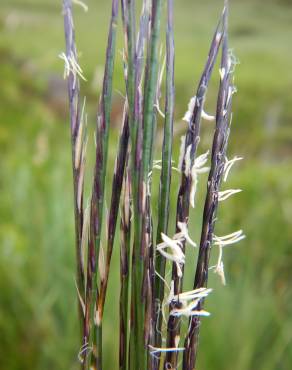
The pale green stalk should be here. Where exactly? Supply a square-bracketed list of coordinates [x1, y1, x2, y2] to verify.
[120, 168, 131, 370]
[154, 0, 175, 355]
[83, 1, 119, 369]
[129, 1, 163, 369]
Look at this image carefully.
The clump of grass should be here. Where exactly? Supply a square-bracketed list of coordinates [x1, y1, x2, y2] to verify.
[62, 1, 244, 369]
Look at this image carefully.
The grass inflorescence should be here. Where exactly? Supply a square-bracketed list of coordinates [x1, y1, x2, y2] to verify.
[62, 1, 244, 369]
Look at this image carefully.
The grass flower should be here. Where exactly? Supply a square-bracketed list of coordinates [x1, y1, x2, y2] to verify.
[157, 233, 185, 277]
[59, 51, 87, 84]
[212, 230, 245, 285]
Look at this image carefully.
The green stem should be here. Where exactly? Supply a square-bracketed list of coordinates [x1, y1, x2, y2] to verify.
[129, 1, 163, 369]
[84, 1, 119, 369]
[120, 169, 131, 370]
[62, 2, 85, 366]
[154, 0, 175, 356]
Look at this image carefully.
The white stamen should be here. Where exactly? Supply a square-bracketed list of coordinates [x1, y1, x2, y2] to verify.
[211, 230, 245, 284]
[215, 259, 226, 285]
[157, 222, 200, 278]
[213, 230, 245, 247]
[149, 345, 185, 357]
[167, 286, 212, 305]
[193, 150, 209, 170]
[170, 299, 210, 317]
[60, 52, 70, 79]
[201, 110, 215, 122]
[59, 51, 87, 86]
[218, 189, 242, 201]
[161, 232, 183, 250]
[210, 246, 226, 285]
[157, 234, 185, 277]
[175, 222, 197, 247]
[183, 96, 196, 122]
[166, 283, 212, 317]
[190, 151, 209, 207]
[73, 0, 88, 12]
[223, 156, 243, 182]
[211, 229, 245, 285]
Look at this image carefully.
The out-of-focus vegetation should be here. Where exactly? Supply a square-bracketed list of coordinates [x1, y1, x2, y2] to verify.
[0, 0, 291, 369]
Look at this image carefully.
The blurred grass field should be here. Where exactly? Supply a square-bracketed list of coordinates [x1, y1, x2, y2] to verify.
[0, 0, 292, 369]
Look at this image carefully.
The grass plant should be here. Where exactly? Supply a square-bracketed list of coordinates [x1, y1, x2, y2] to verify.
[62, 1, 244, 369]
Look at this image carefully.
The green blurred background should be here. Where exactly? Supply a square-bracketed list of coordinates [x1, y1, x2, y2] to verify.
[0, 0, 291, 369]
